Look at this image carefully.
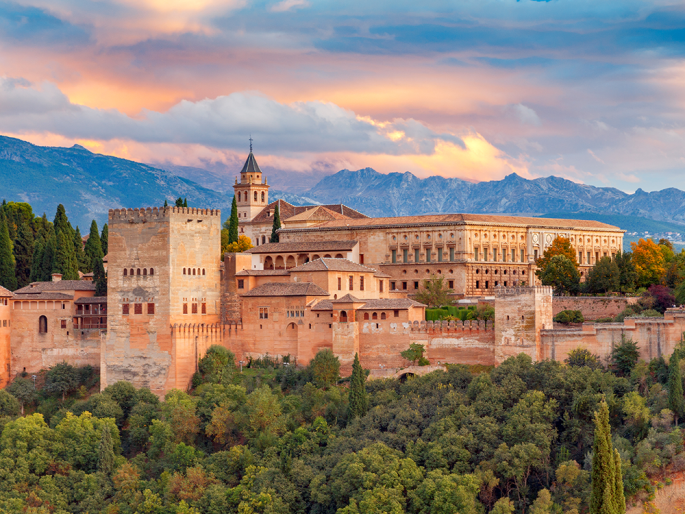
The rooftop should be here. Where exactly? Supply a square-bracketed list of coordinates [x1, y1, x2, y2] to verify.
[332, 294, 362, 303]
[0, 286, 13, 297]
[310, 297, 425, 311]
[246, 199, 367, 226]
[285, 205, 350, 222]
[240, 152, 263, 175]
[247, 240, 358, 254]
[14, 292, 74, 301]
[235, 269, 291, 276]
[14, 280, 96, 294]
[242, 282, 330, 297]
[74, 296, 108, 304]
[289, 258, 381, 274]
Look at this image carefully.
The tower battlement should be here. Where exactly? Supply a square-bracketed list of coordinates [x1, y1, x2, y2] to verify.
[108, 207, 221, 223]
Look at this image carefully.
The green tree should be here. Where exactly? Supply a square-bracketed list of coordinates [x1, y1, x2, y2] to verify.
[611, 336, 640, 377]
[54, 230, 79, 280]
[93, 256, 107, 296]
[539, 255, 580, 295]
[586, 257, 620, 294]
[535, 236, 579, 276]
[84, 220, 104, 271]
[565, 348, 602, 369]
[0, 212, 17, 290]
[98, 424, 115, 476]
[29, 236, 44, 283]
[197, 345, 236, 385]
[415, 275, 453, 308]
[175, 198, 184, 207]
[401, 342, 429, 365]
[40, 229, 57, 281]
[13, 219, 34, 288]
[53, 204, 72, 237]
[615, 251, 638, 292]
[309, 349, 341, 388]
[590, 400, 625, 514]
[44, 361, 80, 402]
[183, 198, 188, 208]
[101, 223, 108, 256]
[668, 350, 684, 425]
[348, 353, 368, 419]
[270, 203, 281, 243]
[227, 195, 239, 244]
[73, 226, 88, 272]
[7, 377, 37, 415]
[164, 199, 168, 207]
[0, 389, 20, 417]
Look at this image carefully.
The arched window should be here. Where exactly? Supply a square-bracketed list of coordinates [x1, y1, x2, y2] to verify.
[262, 236, 266, 244]
[254, 191, 258, 201]
[202, 269, 205, 275]
[261, 192, 265, 202]
[39, 315, 47, 334]
[183, 268, 186, 275]
[130, 268, 134, 276]
[123, 269, 127, 276]
[143, 268, 147, 276]
[137, 268, 141, 276]
[237, 192, 241, 201]
[372, 312, 378, 320]
[363, 313, 369, 320]
[340, 310, 348, 322]
[381, 312, 386, 320]
[193, 268, 196, 275]
[150, 268, 154, 276]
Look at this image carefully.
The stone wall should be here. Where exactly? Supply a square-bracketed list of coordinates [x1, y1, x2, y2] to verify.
[0, 299, 11, 387]
[553, 296, 639, 320]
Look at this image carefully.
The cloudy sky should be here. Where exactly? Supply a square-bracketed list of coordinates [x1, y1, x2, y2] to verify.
[1, 0, 685, 191]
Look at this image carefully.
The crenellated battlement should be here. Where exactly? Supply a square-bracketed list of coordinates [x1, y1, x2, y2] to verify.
[171, 322, 224, 334]
[108, 206, 221, 224]
[411, 319, 494, 333]
[496, 285, 553, 297]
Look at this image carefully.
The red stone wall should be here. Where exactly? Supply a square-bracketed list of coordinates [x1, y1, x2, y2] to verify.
[553, 296, 639, 320]
[0, 299, 11, 387]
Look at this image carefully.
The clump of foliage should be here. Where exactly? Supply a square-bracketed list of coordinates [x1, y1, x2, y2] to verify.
[415, 275, 453, 308]
[539, 255, 581, 295]
[564, 347, 602, 369]
[554, 310, 584, 324]
[401, 343, 430, 366]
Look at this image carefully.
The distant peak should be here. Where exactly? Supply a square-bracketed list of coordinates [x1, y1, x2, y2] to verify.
[71, 144, 90, 152]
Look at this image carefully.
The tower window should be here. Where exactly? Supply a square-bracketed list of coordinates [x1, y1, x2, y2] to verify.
[137, 269, 141, 276]
[338, 277, 341, 290]
[122, 304, 129, 315]
[202, 303, 206, 314]
[192, 268, 196, 275]
[130, 268, 134, 276]
[238, 192, 241, 201]
[202, 269, 205, 276]
[349, 276, 354, 290]
[254, 191, 258, 201]
[123, 269, 127, 276]
[147, 303, 155, 315]
[150, 268, 154, 276]
[39, 315, 47, 333]
[183, 268, 186, 275]
[143, 268, 147, 276]
[262, 192, 265, 202]
[192, 303, 198, 314]
[134, 304, 142, 314]
[183, 303, 188, 314]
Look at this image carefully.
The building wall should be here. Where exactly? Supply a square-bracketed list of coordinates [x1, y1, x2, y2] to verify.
[553, 296, 639, 320]
[0, 298, 11, 387]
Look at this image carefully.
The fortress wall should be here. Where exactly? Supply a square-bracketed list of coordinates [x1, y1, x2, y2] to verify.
[0, 300, 10, 387]
[553, 296, 639, 320]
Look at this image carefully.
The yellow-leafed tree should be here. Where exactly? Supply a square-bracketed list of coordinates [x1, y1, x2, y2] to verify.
[535, 237, 578, 279]
[224, 234, 253, 254]
[630, 238, 666, 287]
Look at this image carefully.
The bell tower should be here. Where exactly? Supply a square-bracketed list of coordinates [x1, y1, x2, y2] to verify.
[234, 138, 269, 223]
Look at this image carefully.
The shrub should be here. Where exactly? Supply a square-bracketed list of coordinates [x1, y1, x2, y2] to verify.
[554, 310, 584, 324]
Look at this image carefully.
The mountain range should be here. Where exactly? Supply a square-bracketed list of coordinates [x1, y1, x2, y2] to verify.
[2, 135, 685, 243]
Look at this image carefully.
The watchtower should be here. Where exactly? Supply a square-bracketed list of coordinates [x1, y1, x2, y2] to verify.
[103, 206, 222, 397]
[234, 139, 269, 223]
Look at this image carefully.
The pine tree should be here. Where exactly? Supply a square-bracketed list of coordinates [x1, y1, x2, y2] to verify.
[668, 351, 685, 425]
[41, 230, 57, 281]
[73, 226, 88, 272]
[183, 198, 188, 208]
[93, 257, 107, 297]
[13, 219, 34, 288]
[53, 204, 71, 237]
[54, 231, 79, 280]
[97, 425, 115, 476]
[29, 236, 44, 283]
[0, 213, 17, 291]
[228, 196, 239, 244]
[590, 399, 623, 514]
[175, 198, 183, 207]
[84, 220, 103, 271]
[270, 203, 281, 243]
[164, 199, 168, 207]
[100, 224, 108, 256]
[348, 353, 368, 419]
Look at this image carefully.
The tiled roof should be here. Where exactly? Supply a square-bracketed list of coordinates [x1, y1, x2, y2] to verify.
[13, 292, 74, 300]
[357, 299, 426, 310]
[248, 240, 358, 254]
[280, 213, 622, 232]
[332, 294, 362, 303]
[289, 258, 380, 274]
[0, 286, 13, 297]
[235, 270, 291, 276]
[14, 280, 96, 294]
[75, 296, 107, 304]
[373, 271, 392, 278]
[311, 300, 333, 310]
[242, 282, 330, 297]
[245, 200, 367, 226]
[240, 152, 263, 174]
[286, 206, 350, 222]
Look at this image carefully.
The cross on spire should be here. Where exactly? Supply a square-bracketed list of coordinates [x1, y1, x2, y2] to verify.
[249, 135, 253, 153]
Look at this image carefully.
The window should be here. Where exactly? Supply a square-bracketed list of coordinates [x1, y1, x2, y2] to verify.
[134, 304, 142, 314]
[192, 303, 198, 314]
[338, 277, 342, 290]
[39, 315, 47, 333]
[476, 280, 480, 289]
[403, 249, 408, 263]
[238, 192, 241, 201]
[364, 313, 369, 320]
[587, 252, 591, 264]
[349, 276, 354, 290]
[193, 268, 196, 275]
[485, 281, 489, 289]
[254, 191, 258, 201]
[148, 303, 155, 314]
[414, 281, 419, 289]
[238, 279, 245, 289]
[426, 250, 431, 263]
[123, 269, 127, 276]
[262, 192, 265, 202]
[360, 254, 364, 264]
[402, 281, 407, 290]
[474, 248, 479, 261]
[390, 281, 396, 290]
[438, 248, 443, 262]
[150, 268, 154, 276]
[392, 250, 396, 263]
[450, 247, 455, 261]
[183, 268, 186, 275]
[534, 250, 538, 260]
[521, 249, 525, 262]
[202, 303, 207, 314]
[379, 280, 384, 292]
[137, 268, 141, 275]
[449, 280, 454, 289]
[123, 304, 129, 315]
[372, 312, 378, 320]
[512, 249, 516, 262]
[415, 249, 420, 263]
[484, 249, 489, 261]
[360, 277, 364, 291]
[259, 307, 269, 319]
[493, 248, 498, 262]
[183, 303, 188, 314]
[381, 312, 386, 320]
[142, 268, 146, 276]
[394, 310, 399, 317]
[203, 269, 206, 275]
[61, 319, 66, 329]
[129, 268, 134, 276]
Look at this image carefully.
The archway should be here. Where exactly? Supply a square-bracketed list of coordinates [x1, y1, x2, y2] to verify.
[335, 253, 343, 258]
[340, 310, 348, 322]
[312, 254, 320, 260]
[286, 256, 296, 269]
[275, 256, 285, 269]
[297, 254, 308, 266]
[39, 315, 48, 334]
[264, 256, 274, 270]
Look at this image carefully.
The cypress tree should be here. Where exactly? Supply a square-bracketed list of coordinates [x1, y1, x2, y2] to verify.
[84, 220, 103, 271]
[54, 231, 79, 280]
[183, 198, 188, 208]
[53, 204, 70, 237]
[348, 353, 368, 419]
[41, 230, 57, 281]
[175, 198, 183, 207]
[13, 220, 34, 288]
[100, 224, 108, 256]
[164, 199, 168, 207]
[590, 399, 623, 514]
[93, 257, 107, 297]
[97, 425, 115, 476]
[270, 203, 281, 243]
[29, 236, 44, 283]
[668, 351, 684, 425]
[0, 213, 17, 291]
[73, 226, 88, 272]
[228, 196, 239, 244]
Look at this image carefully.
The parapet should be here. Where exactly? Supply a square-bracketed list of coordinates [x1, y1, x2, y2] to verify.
[410, 319, 494, 333]
[108, 207, 221, 224]
[495, 285, 553, 297]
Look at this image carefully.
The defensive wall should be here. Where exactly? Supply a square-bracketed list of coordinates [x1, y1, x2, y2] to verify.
[552, 296, 639, 320]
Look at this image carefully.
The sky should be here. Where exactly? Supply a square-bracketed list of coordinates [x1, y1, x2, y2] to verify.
[1, 0, 685, 192]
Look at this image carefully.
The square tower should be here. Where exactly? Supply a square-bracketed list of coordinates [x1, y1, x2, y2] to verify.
[103, 206, 221, 396]
[233, 148, 269, 223]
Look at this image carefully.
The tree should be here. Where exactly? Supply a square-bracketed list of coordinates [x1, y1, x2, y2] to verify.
[164, 199, 168, 207]
[225, 235, 254, 253]
[13, 219, 34, 289]
[565, 348, 601, 369]
[93, 256, 107, 297]
[29, 236, 44, 283]
[40, 230, 57, 281]
[0, 389, 20, 417]
[0, 212, 17, 290]
[631, 238, 666, 287]
[646, 284, 675, 313]
[101, 224, 108, 256]
[348, 353, 368, 419]
[53, 204, 71, 237]
[183, 198, 188, 208]
[401, 342, 429, 365]
[539, 255, 580, 295]
[590, 400, 625, 514]
[415, 275, 453, 308]
[615, 251, 638, 292]
[197, 345, 236, 385]
[7, 377, 37, 415]
[668, 350, 684, 425]
[73, 226, 88, 272]
[44, 361, 80, 402]
[309, 349, 341, 388]
[270, 203, 281, 243]
[611, 335, 640, 377]
[98, 425, 115, 476]
[535, 237, 579, 278]
[176, 198, 184, 207]
[586, 257, 620, 294]
[84, 220, 104, 270]
[54, 230, 79, 280]
[227, 196, 239, 244]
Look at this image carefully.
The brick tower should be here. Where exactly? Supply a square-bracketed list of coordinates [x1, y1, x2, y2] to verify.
[102, 206, 222, 397]
[233, 138, 269, 223]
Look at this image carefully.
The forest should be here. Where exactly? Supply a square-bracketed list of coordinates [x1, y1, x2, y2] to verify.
[0, 340, 681, 514]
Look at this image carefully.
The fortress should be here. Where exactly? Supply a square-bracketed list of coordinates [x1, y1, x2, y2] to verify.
[0, 149, 682, 396]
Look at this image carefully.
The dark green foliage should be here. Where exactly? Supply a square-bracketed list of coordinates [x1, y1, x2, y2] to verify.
[53, 203, 71, 237]
[615, 251, 639, 292]
[270, 203, 281, 243]
[227, 195, 239, 244]
[414, 275, 453, 308]
[164, 199, 168, 207]
[611, 336, 640, 377]
[197, 345, 236, 385]
[309, 349, 340, 388]
[175, 197, 184, 207]
[29, 236, 44, 283]
[554, 310, 584, 324]
[54, 230, 79, 280]
[84, 220, 104, 271]
[586, 257, 621, 294]
[183, 198, 188, 207]
[73, 226, 88, 272]
[0, 389, 20, 416]
[565, 348, 602, 369]
[100, 223, 108, 256]
[0, 212, 17, 290]
[6, 377, 37, 415]
[13, 219, 34, 288]
[97, 425, 115, 475]
[425, 305, 477, 321]
[45, 361, 80, 402]
[401, 342, 428, 365]
[93, 256, 107, 296]
[668, 351, 685, 424]
[40, 230, 57, 281]
[590, 400, 625, 514]
[539, 254, 580, 295]
[348, 353, 368, 419]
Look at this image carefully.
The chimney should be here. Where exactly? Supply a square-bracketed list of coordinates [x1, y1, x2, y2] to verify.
[52, 273, 63, 282]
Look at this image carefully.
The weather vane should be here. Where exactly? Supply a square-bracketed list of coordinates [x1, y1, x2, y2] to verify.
[249, 135, 253, 153]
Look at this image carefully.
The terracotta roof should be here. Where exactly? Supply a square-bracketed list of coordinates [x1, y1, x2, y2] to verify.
[235, 270, 291, 276]
[245, 200, 367, 226]
[242, 282, 330, 297]
[357, 299, 426, 310]
[240, 152, 263, 174]
[285, 206, 350, 222]
[0, 286, 13, 297]
[280, 213, 622, 232]
[311, 299, 333, 310]
[248, 240, 358, 254]
[289, 258, 380, 274]
[373, 271, 392, 278]
[13, 292, 74, 300]
[14, 280, 96, 294]
[332, 294, 362, 303]
[75, 296, 107, 304]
